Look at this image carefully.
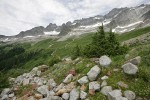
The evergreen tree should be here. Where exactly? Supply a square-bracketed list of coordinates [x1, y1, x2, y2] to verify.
[83, 24, 128, 57]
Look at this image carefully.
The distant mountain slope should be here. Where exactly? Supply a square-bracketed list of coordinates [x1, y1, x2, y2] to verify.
[0, 4, 150, 41]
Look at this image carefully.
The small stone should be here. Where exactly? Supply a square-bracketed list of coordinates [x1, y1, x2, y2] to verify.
[69, 69, 76, 76]
[124, 90, 136, 100]
[47, 79, 57, 88]
[89, 89, 95, 95]
[87, 65, 100, 81]
[78, 76, 89, 85]
[99, 55, 112, 67]
[48, 90, 55, 96]
[55, 89, 68, 96]
[55, 83, 65, 92]
[63, 74, 73, 84]
[23, 78, 30, 86]
[101, 75, 108, 80]
[117, 81, 128, 88]
[37, 71, 41, 76]
[34, 93, 43, 99]
[89, 81, 100, 91]
[122, 63, 138, 75]
[62, 93, 69, 100]
[101, 80, 107, 87]
[80, 91, 87, 99]
[107, 71, 112, 76]
[69, 88, 79, 100]
[100, 86, 112, 95]
[80, 84, 87, 91]
[129, 56, 141, 65]
[8, 93, 14, 98]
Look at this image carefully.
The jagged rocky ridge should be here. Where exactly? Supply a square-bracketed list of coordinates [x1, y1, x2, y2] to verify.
[0, 4, 150, 41]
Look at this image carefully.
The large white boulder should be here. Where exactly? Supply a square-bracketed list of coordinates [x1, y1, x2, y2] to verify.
[107, 90, 122, 100]
[99, 55, 112, 67]
[62, 93, 69, 100]
[124, 90, 136, 100]
[122, 63, 138, 75]
[87, 65, 100, 81]
[37, 85, 49, 96]
[77, 76, 89, 85]
[100, 86, 112, 95]
[69, 88, 79, 100]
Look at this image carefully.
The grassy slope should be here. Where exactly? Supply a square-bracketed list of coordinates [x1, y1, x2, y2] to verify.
[0, 26, 150, 98]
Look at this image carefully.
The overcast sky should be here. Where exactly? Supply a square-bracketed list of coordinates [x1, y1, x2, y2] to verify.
[0, 0, 149, 36]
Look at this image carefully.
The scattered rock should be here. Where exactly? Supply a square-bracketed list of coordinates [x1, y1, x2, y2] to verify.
[63, 74, 73, 84]
[100, 86, 112, 95]
[38, 65, 49, 72]
[45, 96, 62, 100]
[62, 93, 69, 100]
[122, 63, 138, 75]
[78, 76, 89, 85]
[124, 90, 136, 100]
[107, 71, 112, 76]
[129, 56, 141, 65]
[37, 71, 41, 76]
[47, 79, 57, 88]
[117, 81, 128, 88]
[37, 85, 49, 96]
[34, 93, 43, 99]
[87, 65, 100, 81]
[89, 89, 95, 95]
[23, 78, 30, 86]
[48, 90, 55, 96]
[69, 88, 79, 100]
[101, 76, 109, 80]
[1, 95, 8, 100]
[89, 81, 100, 91]
[1, 88, 11, 96]
[99, 55, 112, 67]
[80, 84, 87, 91]
[55, 83, 65, 92]
[8, 93, 14, 98]
[101, 80, 107, 87]
[107, 90, 122, 100]
[80, 91, 87, 99]
[68, 69, 76, 76]
[56, 89, 68, 96]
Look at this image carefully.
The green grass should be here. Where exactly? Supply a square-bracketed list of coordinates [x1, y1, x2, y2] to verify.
[117, 26, 150, 42]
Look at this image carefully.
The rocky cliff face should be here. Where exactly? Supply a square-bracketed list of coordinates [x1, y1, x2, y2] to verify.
[0, 4, 150, 41]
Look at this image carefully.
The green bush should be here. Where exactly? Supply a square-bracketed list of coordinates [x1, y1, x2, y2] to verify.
[48, 56, 61, 66]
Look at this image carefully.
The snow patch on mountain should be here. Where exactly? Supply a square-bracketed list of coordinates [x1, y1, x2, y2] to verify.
[116, 21, 143, 29]
[44, 31, 60, 35]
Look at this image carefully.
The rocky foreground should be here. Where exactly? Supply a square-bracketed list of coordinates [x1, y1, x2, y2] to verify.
[0, 55, 142, 100]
